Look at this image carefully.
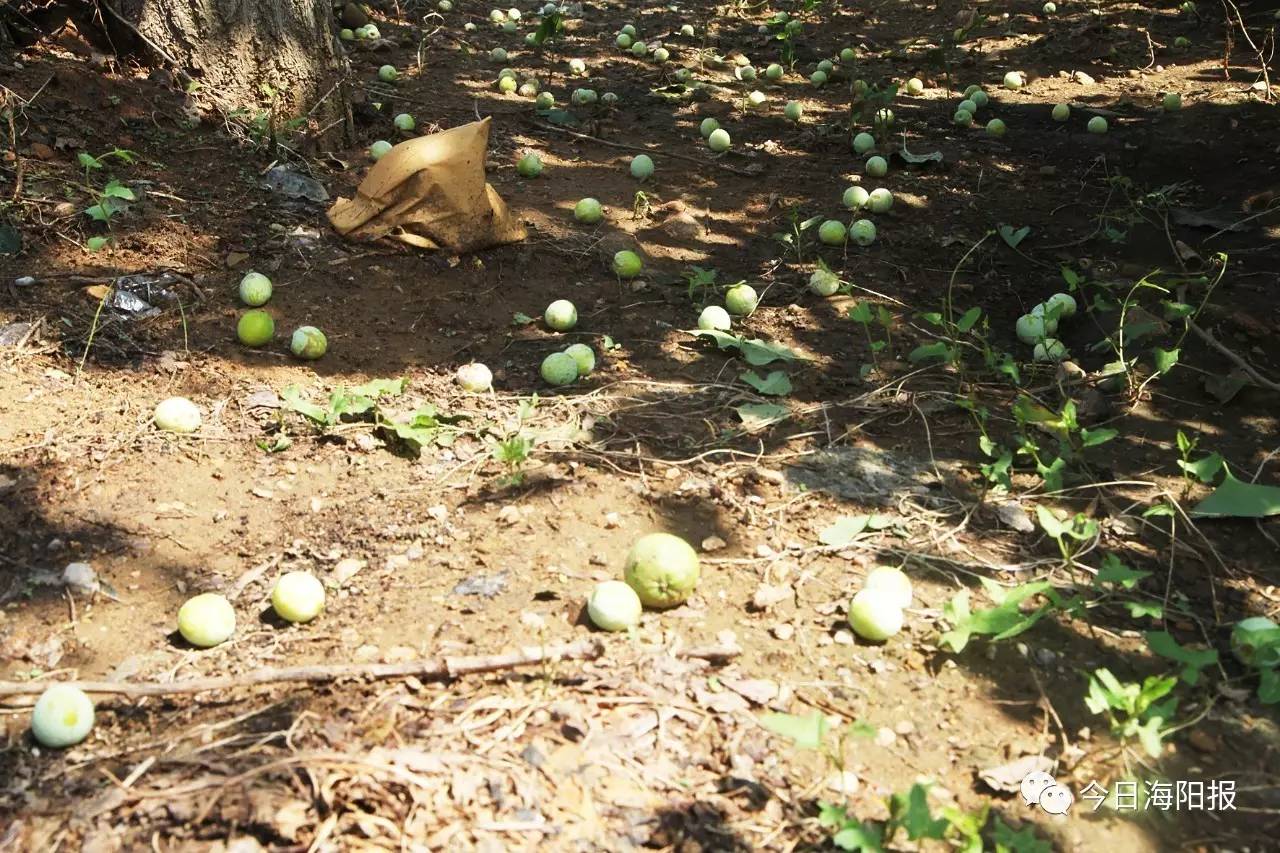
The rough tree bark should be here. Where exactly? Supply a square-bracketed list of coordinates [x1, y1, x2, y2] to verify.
[105, 0, 349, 139]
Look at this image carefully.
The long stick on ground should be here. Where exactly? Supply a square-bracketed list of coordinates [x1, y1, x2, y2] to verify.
[0, 639, 605, 698]
[529, 120, 763, 177]
[0, 640, 743, 700]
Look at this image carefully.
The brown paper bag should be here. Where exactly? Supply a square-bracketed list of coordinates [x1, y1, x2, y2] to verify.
[327, 117, 526, 252]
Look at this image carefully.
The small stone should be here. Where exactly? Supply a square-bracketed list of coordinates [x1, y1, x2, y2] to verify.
[827, 770, 861, 793]
[755, 543, 775, 558]
[833, 629, 854, 645]
[894, 720, 915, 735]
[771, 623, 795, 641]
[334, 558, 365, 585]
[701, 535, 727, 552]
[1072, 70, 1095, 85]
[875, 727, 897, 747]
[603, 512, 621, 529]
[354, 644, 381, 662]
[1187, 729, 1219, 753]
[590, 553, 608, 565]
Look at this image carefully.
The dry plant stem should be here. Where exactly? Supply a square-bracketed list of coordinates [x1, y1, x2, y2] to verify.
[0, 638, 605, 698]
[529, 120, 761, 177]
[1185, 319, 1280, 392]
[0, 640, 741, 700]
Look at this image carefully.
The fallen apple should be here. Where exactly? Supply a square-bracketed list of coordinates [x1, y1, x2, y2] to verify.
[497, 76, 518, 94]
[490, 47, 508, 63]
[736, 65, 756, 81]
[1162, 92, 1182, 111]
[680, 24, 695, 37]
[847, 587, 904, 641]
[810, 69, 828, 87]
[623, 532, 700, 608]
[954, 109, 974, 127]
[535, 91, 555, 109]
[587, 580, 642, 631]
[698, 305, 732, 331]
[564, 342, 596, 375]
[393, 112, 415, 131]
[746, 90, 767, 110]
[809, 268, 841, 296]
[874, 108, 894, 128]
[290, 326, 327, 360]
[707, 127, 731, 152]
[456, 362, 493, 392]
[843, 185, 869, 209]
[339, 28, 354, 40]
[616, 32, 633, 48]
[239, 271, 272, 306]
[839, 47, 856, 63]
[849, 219, 876, 246]
[271, 571, 326, 623]
[378, 64, 398, 82]
[725, 283, 758, 315]
[868, 188, 893, 213]
[699, 117, 720, 138]
[765, 63, 783, 81]
[154, 397, 201, 434]
[237, 309, 274, 347]
[863, 566, 913, 609]
[518, 152, 543, 177]
[613, 250, 643, 278]
[177, 592, 236, 648]
[541, 351, 579, 386]
[629, 154, 654, 179]
[1088, 115, 1108, 134]
[784, 100, 802, 121]
[906, 77, 925, 95]
[986, 118, 1007, 137]
[852, 132, 875, 154]
[631, 41, 648, 57]
[865, 155, 888, 177]
[569, 57, 586, 74]
[544, 299, 578, 331]
[31, 684, 95, 748]
[1003, 70, 1025, 90]
[574, 197, 603, 224]
[958, 98, 978, 115]
[1016, 314, 1051, 344]
[1052, 102, 1070, 121]
[1045, 292, 1077, 318]
[369, 139, 393, 160]
[1033, 338, 1068, 362]
[818, 219, 847, 245]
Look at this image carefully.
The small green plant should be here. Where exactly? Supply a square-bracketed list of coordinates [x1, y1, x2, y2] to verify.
[489, 395, 539, 486]
[280, 377, 465, 456]
[1084, 668, 1178, 758]
[846, 297, 893, 377]
[632, 189, 652, 220]
[681, 265, 718, 303]
[765, 13, 804, 67]
[772, 207, 822, 263]
[77, 148, 138, 251]
[1035, 505, 1099, 569]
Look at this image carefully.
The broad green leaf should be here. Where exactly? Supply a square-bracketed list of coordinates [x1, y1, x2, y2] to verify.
[1146, 631, 1218, 686]
[938, 590, 973, 652]
[689, 330, 801, 365]
[993, 818, 1052, 853]
[735, 402, 789, 430]
[280, 385, 331, 425]
[1177, 451, 1223, 484]
[848, 302, 873, 324]
[819, 515, 871, 546]
[348, 377, 406, 398]
[1151, 346, 1180, 374]
[85, 236, 109, 252]
[1036, 456, 1067, 492]
[77, 152, 102, 169]
[956, 306, 982, 333]
[908, 341, 952, 363]
[1080, 427, 1117, 447]
[997, 224, 1030, 249]
[739, 370, 792, 396]
[919, 311, 944, 327]
[832, 823, 883, 852]
[1035, 505, 1066, 540]
[1191, 468, 1280, 518]
[760, 711, 828, 750]
[512, 312, 536, 325]
[1094, 554, 1150, 590]
[1258, 668, 1280, 704]
[889, 784, 948, 841]
[1125, 600, 1164, 620]
[846, 719, 877, 738]
[84, 204, 111, 223]
[102, 180, 136, 200]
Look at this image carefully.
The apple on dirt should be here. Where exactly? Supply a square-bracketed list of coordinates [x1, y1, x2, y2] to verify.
[629, 154, 655, 180]
[564, 343, 596, 376]
[177, 592, 236, 648]
[378, 64, 398, 82]
[154, 397, 202, 434]
[540, 351, 579, 386]
[698, 305, 732, 331]
[852, 132, 875, 155]
[724, 283, 758, 316]
[456, 362, 494, 392]
[848, 219, 876, 247]
[393, 112, 415, 131]
[707, 128, 731, 152]
[368, 140, 393, 160]
[818, 219, 847, 246]
[587, 580, 642, 631]
[623, 532, 701, 608]
[784, 100, 802, 121]
[847, 587, 904, 642]
[843, 185, 869, 210]
[290, 326, 327, 360]
[544, 299, 578, 331]
[699, 117, 720, 138]
[574, 197, 603, 224]
[809, 268, 841, 296]
[271, 571, 326, 623]
[517, 152, 543, 177]
[237, 309, 275, 347]
[613, 250, 644, 278]
[30, 684, 96, 748]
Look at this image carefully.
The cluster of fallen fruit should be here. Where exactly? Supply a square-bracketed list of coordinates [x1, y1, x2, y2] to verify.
[22, 530, 922, 748]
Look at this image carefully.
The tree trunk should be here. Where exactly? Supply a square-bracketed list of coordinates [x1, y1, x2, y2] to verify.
[108, 0, 349, 140]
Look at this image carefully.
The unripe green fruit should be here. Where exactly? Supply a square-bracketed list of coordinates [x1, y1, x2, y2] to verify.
[746, 90, 767, 110]
[810, 70, 828, 87]
[874, 108, 894, 128]
[378, 65, 398, 82]
[632, 41, 648, 56]
[456, 362, 493, 392]
[852, 132, 875, 154]
[31, 684, 95, 748]
[497, 76, 518, 93]
[1043, 1, 1057, 12]
[865, 155, 888, 177]
[958, 99, 977, 115]
[613, 250, 643, 278]
[518, 152, 543, 177]
[564, 343, 596, 376]
[864, 566, 913, 609]
[541, 351, 579, 386]
[239, 271, 272, 306]
[620, 24, 636, 36]
[1162, 92, 1182, 112]
[847, 587, 904, 641]
[535, 91, 555, 109]
[986, 118, 1007, 137]
[1016, 313, 1052, 344]
[818, 59, 834, 74]
[698, 305, 732, 331]
[818, 219, 847, 245]
[868, 188, 893, 213]
[177, 592, 236, 648]
[574, 197, 603, 224]
[724, 283, 758, 315]
[290, 326, 327, 360]
[784, 100, 802, 121]
[544, 299, 578, 331]
[616, 32, 633, 48]
[393, 113, 415, 131]
[654, 47, 670, 62]
[906, 77, 925, 95]
[954, 109, 974, 126]
[623, 532, 700, 608]
[271, 571, 326, 623]
[699, 117, 720, 138]
[1033, 338, 1068, 362]
[1052, 102, 1070, 121]
[849, 219, 876, 246]
[490, 47, 508, 62]
[1003, 70, 1025, 90]
[630, 154, 654, 179]
[970, 90, 989, 107]
[809, 268, 841, 296]
[707, 128, 731, 152]
[339, 28, 354, 40]
[736, 65, 756, 81]
[521, 80, 540, 96]
[843, 185, 869, 209]
[680, 24, 694, 37]
[569, 58, 586, 74]
[1045, 292, 1077, 318]
[237, 309, 274, 347]
[1087, 115, 1108, 134]
[840, 47, 856, 63]
[588, 580, 642, 631]
[765, 63, 783, 81]
[369, 140, 393, 160]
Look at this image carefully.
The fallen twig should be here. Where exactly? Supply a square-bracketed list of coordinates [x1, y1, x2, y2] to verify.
[529, 120, 764, 177]
[1187, 318, 1280, 393]
[0, 638, 604, 699]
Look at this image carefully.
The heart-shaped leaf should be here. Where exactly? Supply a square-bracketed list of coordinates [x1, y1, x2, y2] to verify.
[998, 224, 1030, 248]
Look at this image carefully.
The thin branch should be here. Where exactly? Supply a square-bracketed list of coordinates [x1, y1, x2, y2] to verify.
[529, 120, 764, 177]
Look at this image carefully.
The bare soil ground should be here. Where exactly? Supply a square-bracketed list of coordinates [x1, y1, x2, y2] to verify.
[2, 0, 1280, 850]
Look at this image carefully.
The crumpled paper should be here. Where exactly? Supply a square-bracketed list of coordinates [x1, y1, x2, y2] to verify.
[327, 117, 525, 253]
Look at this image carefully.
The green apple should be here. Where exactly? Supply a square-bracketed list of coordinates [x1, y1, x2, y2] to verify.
[852, 132, 875, 154]
[698, 305, 732, 331]
[1052, 102, 1070, 121]
[630, 154, 654, 179]
[574, 197, 603, 224]
[725, 283, 758, 315]
[843, 185, 869, 209]
[177, 592, 236, 648]
[613, 250, 643, 278]
[541, 351, 579, 386]
[1087, 115, 1108, 134]
[378, 65, 398, 82]
[238, 271, 272, 306]
[518, 152, 543, 177]
[865, 155, 888, 177]
[289, 326, 327, 360]
[564, 342, 596, 375]
[986, 118, 1007, 137]
[818, 219, 847, 245]
[849, 219, 876, 246]
[31, 684, 95, 748]
[868, 188, 893, 213]
[544, 299, 578, 330]
[847, 587, 904, 641]
[588, 580, 642, 631]
[153, 397, 201, 434]
[699, 117, 720, 138]
[707, 128, 731, 152]
[237, 309, 274, 346]
[271, 571, 326, 623]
